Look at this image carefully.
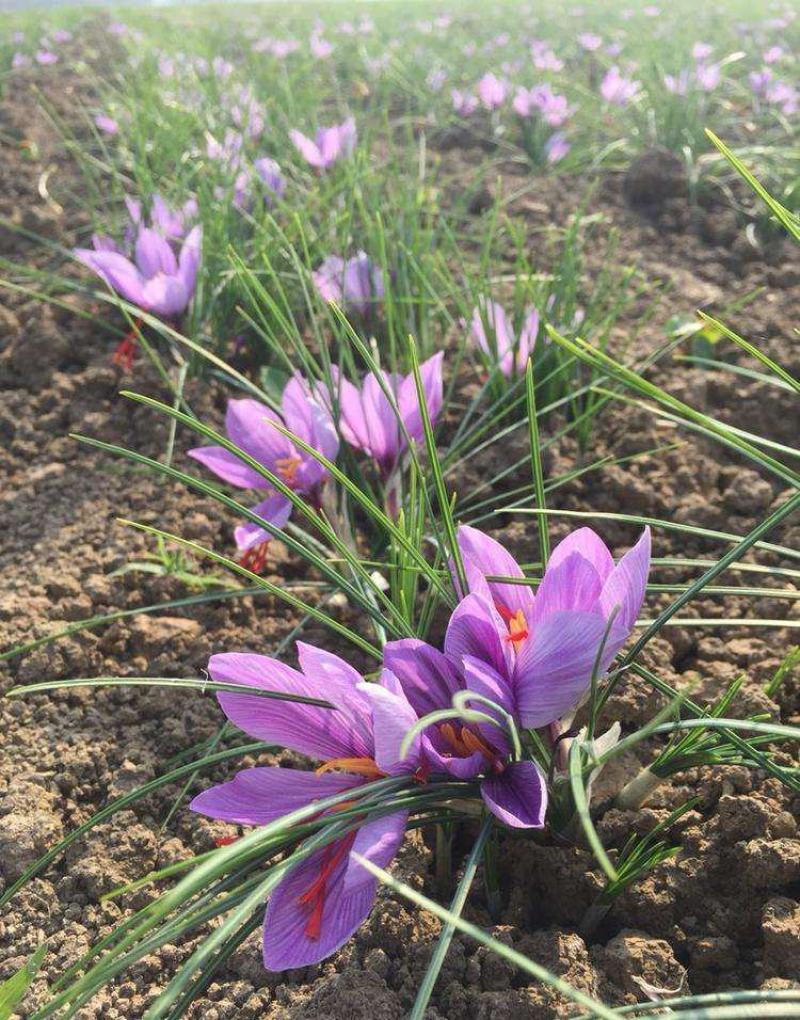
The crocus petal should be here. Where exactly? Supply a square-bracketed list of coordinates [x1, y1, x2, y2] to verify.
[382, 638, 462, 716]
[74, 249, 146, 307]
[444, 592, 512, 678]
[177, 224, 202, 296]
[262, 810, 406, 971]
[397, 352, 444, 446]
[530, 550, 604, 625]
[187, 445, 267, 489]
[190, 767, 362, 826]
[360, 672, 421, 774]
[139, 273, 189, 317]
[456, 524, 534, 617]
[225, 399, 295, 471]
[547, 527, 615, 581]
[599, 527, 651, 631]
[460, 654, 514, 755]
[234, 493, 293, 550]
[135, 227, 178, 278]
[513, 610, 622, 728]
[289, 129, 323, 167]
[211, 652, 373, 760]
[480, 760, 547, 829]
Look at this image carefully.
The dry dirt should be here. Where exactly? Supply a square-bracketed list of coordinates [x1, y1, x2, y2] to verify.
[1, 35, 799, 1020]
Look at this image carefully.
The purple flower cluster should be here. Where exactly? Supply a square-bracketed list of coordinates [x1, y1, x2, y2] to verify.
[193, 524, 650, 969]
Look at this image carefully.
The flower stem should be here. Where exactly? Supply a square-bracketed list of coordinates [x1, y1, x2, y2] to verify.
[615, 766, 663, 811]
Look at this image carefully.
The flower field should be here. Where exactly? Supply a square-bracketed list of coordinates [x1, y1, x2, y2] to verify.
[0, 1, 799, 1017]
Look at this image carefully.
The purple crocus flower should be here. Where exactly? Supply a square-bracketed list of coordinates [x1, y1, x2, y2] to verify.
[452, 89, 479, 117]
[331, 353, 444, 480]
[749, 68, 772, 95]
[189, 377, 338, 559]
[310, 33, 334, 59]
[74, 225, 201, 319]
[190, 644, 417, 970]
[253, 157, 286, 203]
[578, 33, 603, 51]
[313, 252, 384, 317]
[289, 117, 356, 169]
[52, 29, 72, 44]
[763, 45, 783, 64]
[692, 42, 713, 61]
[470, 300, 539, 378]
[695, 63, 721, 92]
[513, 84, 571, 126]
[35, 50, 58, 65]
[447, 523, 651, 730]
[600, 66, 640, 105]
[12, 53, 31, 69]
[94, 113, 119, 136]
[477, 72, 507, 110]
[664, 70, 690, 96]
[544, 131, 570, 164]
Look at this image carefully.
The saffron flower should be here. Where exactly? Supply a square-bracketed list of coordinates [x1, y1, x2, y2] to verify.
[74, 225, 201, 319]
[448, 523, 651, 730]
[695, 63, 721, 92]
[35, 50, 58, 65]
[312, 252, 384, 317]
[94, 113, 119, 136]
[253, 157, 286, 203]
[451, 89, 479, 117]
[470, 300, 539, 378]
[310, 33, 334, 59]
[691, 42, 713, 61]
[578, 33, 603, 51]
[289, 117, 356, 170]
[544, 131, 570, 164]
[600, 66, 640, 105]
[188, 376, 338, 562]
[664, 70, 690, 96]
[477, 72, 507, 110]
[190, 645, 417, 970]
[12, 53, 31, 69]
[513, 84, 571, 126]
[331, 353, 444, 480]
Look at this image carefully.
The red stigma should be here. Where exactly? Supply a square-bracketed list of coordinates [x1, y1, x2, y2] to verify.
[239, 541, 269, 574]
[111, 319, 143, 372]
[298, 833, 356, 940]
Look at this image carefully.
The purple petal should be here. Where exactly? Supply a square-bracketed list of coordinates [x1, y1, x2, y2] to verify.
[187, 445, 266, 489]
[177, 224, 202, 296]
[444, 593, 512, 679]
[190, 767, 361, 826]
[548, 527, 614, 581]
[480, 760, 547, 829]
[74, 249, 146, 307]
[139, 273, 190, 317]
[456, 524, 534, 618]
[262, 810, 406, 970]
[360, 672, 420, 774]
[211, 651, 373, 760]
[289, 129, 323, 167]
[382, 638, 462, 716]
[513, 610, 622, 728]
[134, 227, 177, 278]
[225, 399, 295, 471]
[397, 352, 444, 445]
[234, 493, 294, 550]
[599, 527, 651, 631]
[531, 550, 604, 625]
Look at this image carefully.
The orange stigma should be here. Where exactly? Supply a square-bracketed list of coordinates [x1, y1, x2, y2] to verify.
[315, 756, 384, 780]
[275, 455, 302, 485]
[502, 608, 529, 648]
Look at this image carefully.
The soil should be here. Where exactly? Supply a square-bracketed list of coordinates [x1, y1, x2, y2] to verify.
[1, 33, 799, 1020]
